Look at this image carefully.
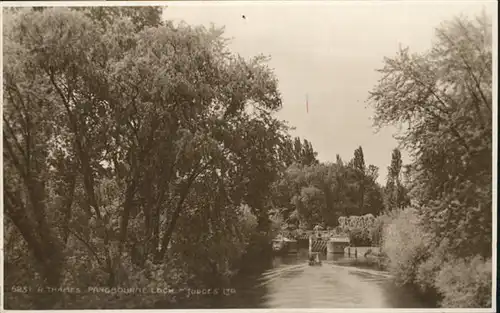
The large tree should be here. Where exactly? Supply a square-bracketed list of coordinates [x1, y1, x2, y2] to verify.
[384, 148, 410, 210]
[351, 146, 366, 214]
[364, 165, 385, 215]
[368, 12, 492, 258]
[3, 7, 288, 309]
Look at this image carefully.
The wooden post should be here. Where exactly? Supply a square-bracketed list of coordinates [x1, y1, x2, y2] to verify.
[309, 235, 312, 256]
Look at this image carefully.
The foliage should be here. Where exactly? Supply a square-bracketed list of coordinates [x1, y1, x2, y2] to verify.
[3, 7, 287, 309]
[338, 214, 375, 232]
[383, 148, 410, 210]
[269, 136, 320, 225]
[288, 137, 319, 167]
[352, 146, 366, 214]
[269, 209, 286, 237]
[73, 6, 164, 31]
[382, 207, 492, 308]
[363, 164, 385, 215]
[381, 208, 431, 286]
[434, 256, 492, 308]
[347, 228, 371, 246]
[338, 214, 376, 246]
[275, 147, 384, 230]
[368, 11, 492, 308]
[369, 214, 389, 247]
[3, 6, 492, 310]
[414, 239, 450, 294]
[368, 12, 492, 259]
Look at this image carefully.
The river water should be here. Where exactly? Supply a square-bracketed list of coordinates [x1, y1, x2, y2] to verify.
[182, 249, 435, 309]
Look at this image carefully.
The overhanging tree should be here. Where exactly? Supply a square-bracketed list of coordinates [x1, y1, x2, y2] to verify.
[368, 12, 492, 258]
[3, 7, 288, 309]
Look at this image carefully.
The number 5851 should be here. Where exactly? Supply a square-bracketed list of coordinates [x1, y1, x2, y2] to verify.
[11, 286, 29, 293]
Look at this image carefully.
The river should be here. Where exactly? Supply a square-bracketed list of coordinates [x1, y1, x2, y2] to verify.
[179, 248, 435, 309]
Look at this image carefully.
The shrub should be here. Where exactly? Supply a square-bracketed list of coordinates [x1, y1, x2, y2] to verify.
[382, 208, 492, 308]
[382, 208, 431, 286]
[349, 227, 371, 246]
[435, 256, 492, 308]
[415, 254, 442, 295]
[414, 238, 450, 294]
[339, 214, 376, 246]
[370, 214, 390, 247]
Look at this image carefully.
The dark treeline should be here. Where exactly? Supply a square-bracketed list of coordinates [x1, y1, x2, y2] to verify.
[3, 6, 493, 309]
[271, 145, 403, 229]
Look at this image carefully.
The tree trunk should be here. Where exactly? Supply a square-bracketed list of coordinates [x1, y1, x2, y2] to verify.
[157, 165, 204, 260]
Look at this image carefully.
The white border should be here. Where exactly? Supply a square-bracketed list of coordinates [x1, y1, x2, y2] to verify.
[0, 1, 497, 313]
[0, 0, 494, 9]
[1, 310, 496, 313]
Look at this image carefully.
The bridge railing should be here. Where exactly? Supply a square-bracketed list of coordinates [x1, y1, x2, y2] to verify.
[280, 229, 349, 239]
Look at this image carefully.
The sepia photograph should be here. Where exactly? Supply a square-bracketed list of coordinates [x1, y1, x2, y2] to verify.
[1, 1, 497, 311]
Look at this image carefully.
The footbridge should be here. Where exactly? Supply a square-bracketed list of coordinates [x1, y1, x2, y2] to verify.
[279, 230, 350, 254]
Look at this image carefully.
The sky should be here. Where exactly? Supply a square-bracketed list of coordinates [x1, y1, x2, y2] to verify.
[162, 1, 495, 184]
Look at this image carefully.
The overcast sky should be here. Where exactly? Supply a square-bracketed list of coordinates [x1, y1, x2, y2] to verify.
[162, 1, 495, 184]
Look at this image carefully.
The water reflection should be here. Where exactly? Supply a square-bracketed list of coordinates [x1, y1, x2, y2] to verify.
[262, 259, 387, 308]
[175, 248, 434, 309]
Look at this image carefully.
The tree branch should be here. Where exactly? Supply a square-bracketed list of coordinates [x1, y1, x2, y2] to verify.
[437, 28, 491, 111]
[48, 68, 102, 219]
[157, 158, 215, 259]
[66, 228, 104, 266]
[3, 116, 29, 171]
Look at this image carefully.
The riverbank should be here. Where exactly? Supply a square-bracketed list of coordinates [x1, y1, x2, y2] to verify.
[336, 247, 387, 270]
[329, 257, 439, 308]
[335, 247, 442, 308]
